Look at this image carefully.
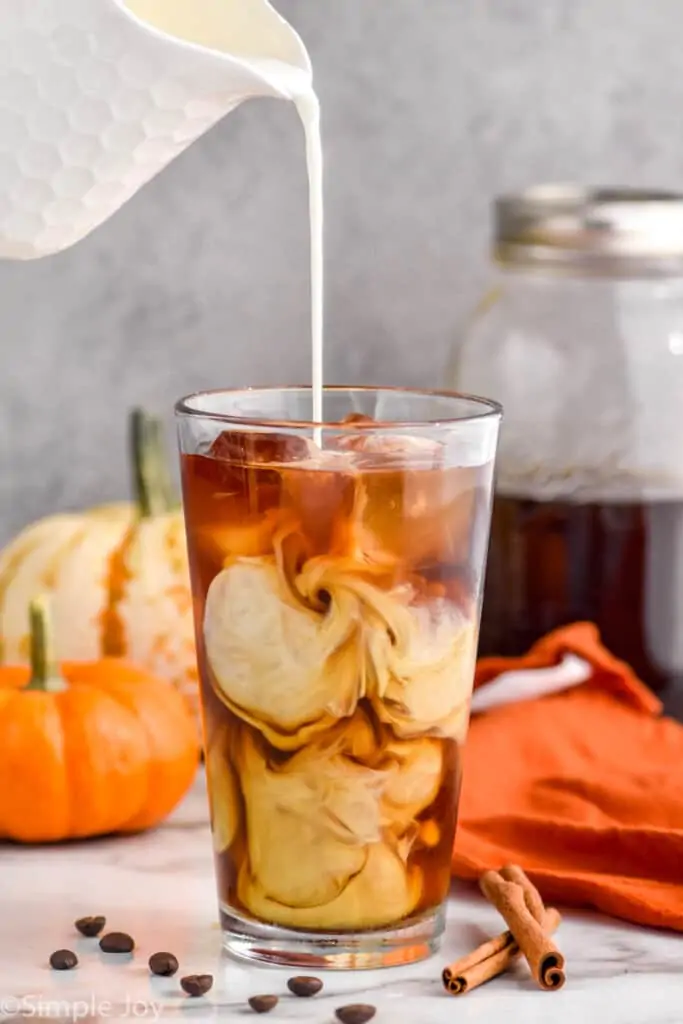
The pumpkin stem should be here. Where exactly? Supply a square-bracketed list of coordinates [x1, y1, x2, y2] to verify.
[150, 416, 179, 513]
[25, 597, 68, 693]
[130, 408, 177, 519]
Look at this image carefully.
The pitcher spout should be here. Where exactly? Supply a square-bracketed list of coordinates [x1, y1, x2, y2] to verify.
[120, 0, 312, 99]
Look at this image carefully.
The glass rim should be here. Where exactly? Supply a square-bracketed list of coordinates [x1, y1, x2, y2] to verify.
[174, 385, 503, 431]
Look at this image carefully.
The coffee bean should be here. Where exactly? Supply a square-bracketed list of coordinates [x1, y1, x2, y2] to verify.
[180, 975, 214, 998]
[287, 976, 323, 997]
[50, 949, 78, 971]
[248, 995, 279, 1014]
[99, 932, 135, 954]
[335, 1006, 377, 1024]
[149, 952, 179, 977]
[75, 915, 106, 938]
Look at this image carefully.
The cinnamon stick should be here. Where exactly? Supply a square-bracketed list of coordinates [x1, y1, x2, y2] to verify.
[480, 870, 566, 990]
[500, 863, 546, 923]
[442, 907, 561, 996]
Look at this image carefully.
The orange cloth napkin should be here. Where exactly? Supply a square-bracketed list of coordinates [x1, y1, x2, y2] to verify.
[453, 623, 683, 931]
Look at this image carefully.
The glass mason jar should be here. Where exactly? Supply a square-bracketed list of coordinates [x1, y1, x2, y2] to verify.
[449, 185, 683, 693]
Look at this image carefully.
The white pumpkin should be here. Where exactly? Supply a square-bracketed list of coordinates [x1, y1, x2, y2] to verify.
[0, 411, 199, 725]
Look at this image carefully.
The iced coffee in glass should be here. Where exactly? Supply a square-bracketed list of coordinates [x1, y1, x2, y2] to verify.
[176, 387, 501, 969]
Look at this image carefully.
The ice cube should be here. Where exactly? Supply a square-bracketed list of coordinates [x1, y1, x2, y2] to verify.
[332, 431, 443, 469]
[182, 448, 279, 523]
[198, 510, 282, 563]
[282, 460, 359, 555]
[339, 413, 376, 427]
[302, 430, 477, 570]
[199, 430, 313, 520]
[210, 430, 312, 466]
[352, 462, 481, 571]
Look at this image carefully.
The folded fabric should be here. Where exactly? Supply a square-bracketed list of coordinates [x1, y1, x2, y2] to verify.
[453, 622, 683, 931]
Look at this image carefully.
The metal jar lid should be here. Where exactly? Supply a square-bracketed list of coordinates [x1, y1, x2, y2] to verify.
[495, 185, 683, 275]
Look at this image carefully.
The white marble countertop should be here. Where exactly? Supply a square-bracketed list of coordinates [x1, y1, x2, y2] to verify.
[1, 774, 682, 1024]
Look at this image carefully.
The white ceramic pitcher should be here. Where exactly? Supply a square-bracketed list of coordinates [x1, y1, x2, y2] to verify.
[0, 0, 311, 259]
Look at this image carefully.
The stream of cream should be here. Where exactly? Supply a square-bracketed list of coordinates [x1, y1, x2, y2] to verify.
[296, 91, 324, 428]
[125, 0, 325, 428]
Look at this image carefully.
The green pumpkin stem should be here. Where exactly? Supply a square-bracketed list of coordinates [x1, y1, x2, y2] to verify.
[130, 408, 177, 519]
[150, 416, 180, 513]
[25, 597, 68, 693]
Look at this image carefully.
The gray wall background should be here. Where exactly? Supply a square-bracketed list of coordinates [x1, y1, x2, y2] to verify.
[1, 0, 682, 541]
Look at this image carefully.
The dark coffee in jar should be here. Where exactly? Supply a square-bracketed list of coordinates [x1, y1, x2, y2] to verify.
[479, 494, 683, 692]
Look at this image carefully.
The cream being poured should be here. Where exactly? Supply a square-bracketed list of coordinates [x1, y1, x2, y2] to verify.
[125, 0, 325, 425]
[296, 90, 324, 426]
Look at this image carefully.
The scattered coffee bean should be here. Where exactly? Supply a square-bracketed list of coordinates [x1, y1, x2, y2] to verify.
[99, 932, 135, 954]
[180, 975, 214, 998]
[335, 1006, 377, 1024]
[75, 915, 106, 938]
[248, 995, 279, 1014]
[50, 949, 78, 971]
[149, 952, 179, 977]
[287, 976, 323, 998]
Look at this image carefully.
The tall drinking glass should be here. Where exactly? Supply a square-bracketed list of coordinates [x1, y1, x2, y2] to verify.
[176, 387, 501, 969]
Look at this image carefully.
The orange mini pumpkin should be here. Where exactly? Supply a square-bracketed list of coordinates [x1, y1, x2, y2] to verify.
[0, 598, 199, 843]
